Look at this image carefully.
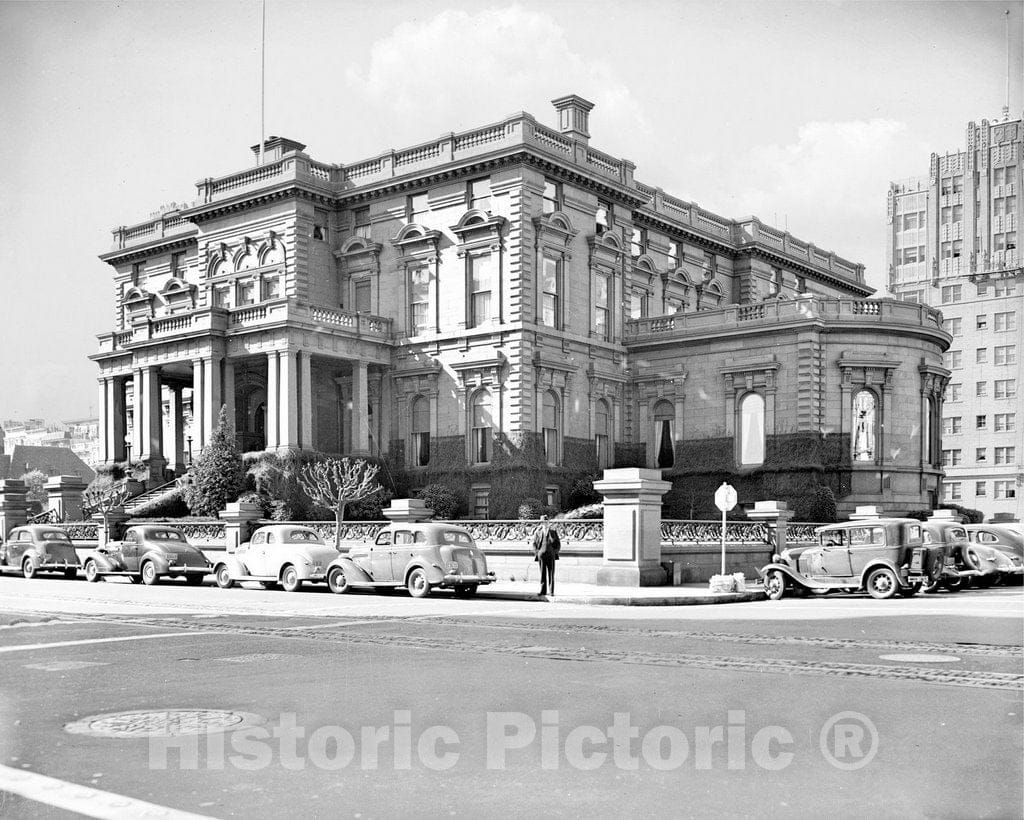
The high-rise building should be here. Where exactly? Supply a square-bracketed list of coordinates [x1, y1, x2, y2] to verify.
[94, 95, 951, 518]
[887, 115, 1024, 521]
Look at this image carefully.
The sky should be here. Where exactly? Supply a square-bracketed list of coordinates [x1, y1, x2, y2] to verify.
[0, 0, 1021, 423]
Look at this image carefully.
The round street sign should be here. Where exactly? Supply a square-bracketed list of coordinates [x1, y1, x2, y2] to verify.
[714, 482, 737, 512]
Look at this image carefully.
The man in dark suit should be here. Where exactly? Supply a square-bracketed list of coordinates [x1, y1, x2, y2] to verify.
[532, 515, 561, 596]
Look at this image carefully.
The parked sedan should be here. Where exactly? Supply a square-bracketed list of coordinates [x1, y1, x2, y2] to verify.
[326, 522, 495, 598]
[83, 525, 211, 585]
[0, 525, 79, 579]
[213, 525, 339, 592]
[966, 524, 1024, 583]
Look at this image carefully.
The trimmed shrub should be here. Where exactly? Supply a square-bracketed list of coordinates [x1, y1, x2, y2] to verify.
[417, 483, 461, 519]
[181, 407, 246, 516]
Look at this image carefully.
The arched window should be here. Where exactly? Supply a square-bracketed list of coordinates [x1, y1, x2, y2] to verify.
[653, 400, 674, 468]
[542, 391, 560, 465]
[470, 390, 492, 464]
[595, 399, 611, 470]
[411, 396, 430, 467]
[852, 390, 877, 462]
[739, 393, 765, 466]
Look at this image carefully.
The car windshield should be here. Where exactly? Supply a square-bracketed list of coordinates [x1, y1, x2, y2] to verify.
[287, 530, 323, 543]
[150, 530, 184, 541]
[40, 531, 71, 542]
[442, 530, 473, 546]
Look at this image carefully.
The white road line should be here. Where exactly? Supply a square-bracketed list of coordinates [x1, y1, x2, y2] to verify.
[0, 763, 217, 819]
[0, 632, 222, 654]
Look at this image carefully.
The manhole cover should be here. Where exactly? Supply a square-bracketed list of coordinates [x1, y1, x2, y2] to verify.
[878, 654, 961, 664]
[65, 709, 264, 738]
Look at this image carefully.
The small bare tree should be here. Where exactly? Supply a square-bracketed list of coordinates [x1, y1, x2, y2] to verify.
[298, 458, 383, 548]
[82, 480, 131, 544]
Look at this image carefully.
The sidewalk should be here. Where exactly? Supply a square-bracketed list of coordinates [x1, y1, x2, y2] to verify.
[480, 580, 766, 606]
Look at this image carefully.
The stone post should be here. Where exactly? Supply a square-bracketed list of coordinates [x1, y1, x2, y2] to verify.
[219, 502, 264, 553]
[382, 499, 433, 523]
[0, 480, 29, 541]
[92, 508, 130, 549]
[45, 475, 87, 523]
[593, 468, 671, 586]
[746, 500, 794, 558]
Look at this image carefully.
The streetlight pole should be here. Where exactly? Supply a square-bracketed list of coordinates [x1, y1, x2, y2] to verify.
[186, 436, 193, 466]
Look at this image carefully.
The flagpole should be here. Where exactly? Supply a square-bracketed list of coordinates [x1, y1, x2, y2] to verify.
[259, 0, 266, 165]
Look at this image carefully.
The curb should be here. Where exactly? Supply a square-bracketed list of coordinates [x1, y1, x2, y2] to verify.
[480, 590, 767, 606]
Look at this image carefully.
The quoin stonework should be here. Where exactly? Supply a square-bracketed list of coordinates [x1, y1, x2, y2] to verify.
[93, 95, 951, 518]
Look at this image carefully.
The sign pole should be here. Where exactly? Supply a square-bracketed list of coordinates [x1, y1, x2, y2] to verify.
[713, 482, 737, 578]
[721, 506, 727, 576]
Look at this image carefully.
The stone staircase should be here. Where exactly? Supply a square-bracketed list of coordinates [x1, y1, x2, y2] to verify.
[123, 478, 182, 516]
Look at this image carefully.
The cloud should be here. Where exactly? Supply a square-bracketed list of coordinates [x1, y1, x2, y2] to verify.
[343, 5, 648, 151]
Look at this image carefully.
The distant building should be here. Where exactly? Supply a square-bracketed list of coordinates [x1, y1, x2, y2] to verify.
[0, 424, 95, 484]
[887, 113, 1024, 521]
[93, 95, 950, 517]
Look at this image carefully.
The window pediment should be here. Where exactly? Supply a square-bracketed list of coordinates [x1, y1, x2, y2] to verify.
[391, 224, 442, 256]
[721, 358, 779, 394]
[588, 230, 625, 269]
[123, 287, 155, 315]
[532, 352, 577, 391]
[534, 211, 578, 254]
[451, 351, 506, 388]
[451, 210, 506, 245]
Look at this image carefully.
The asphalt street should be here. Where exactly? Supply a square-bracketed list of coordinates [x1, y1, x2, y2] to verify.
[0, 575, 1021, 819]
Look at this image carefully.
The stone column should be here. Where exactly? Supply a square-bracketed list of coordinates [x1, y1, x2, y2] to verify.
[45, 475, 87, 522]
[97, 378, 110, 464]
[141, 367, 166, 484]
[222, 358, 236, 435]
[167, 386, 186, 474]
[593, 468, 671, 586]
[351, 359, 370, 455]
[278, 349, 299, 450]
[299, 351, 313, 450]
[219, 501, 264, 554]
[111, 377, 127, 462]
[0, 480, 29, 541]
[266, 351, 280, 450]
[131, 368, 144, 462]
[191, 359, 205, 449]
[746, 500, 794, 558]
[202, 354, 222, 444]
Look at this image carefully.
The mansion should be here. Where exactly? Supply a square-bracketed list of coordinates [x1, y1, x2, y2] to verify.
[93, 95, 951, 518]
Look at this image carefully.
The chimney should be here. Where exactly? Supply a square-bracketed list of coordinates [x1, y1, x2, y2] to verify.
[250, 136, 307, 165]
[551, 94, 595, 145]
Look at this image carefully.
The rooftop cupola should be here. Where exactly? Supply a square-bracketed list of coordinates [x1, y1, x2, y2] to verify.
[250, 136, 307, 164]
[551, 94, 594, 145]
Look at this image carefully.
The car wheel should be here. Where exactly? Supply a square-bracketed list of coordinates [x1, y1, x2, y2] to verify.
[22, 558, 36, 580]
[943, 576, 965, 592]
[962, 548, 984, 573]
[84, 560, 102, 583]
[763, 570, 785, 600]
[215, 565, 234, 589]
[407, 568, 431, 598]
[185, 574, 205, 586]
[141, 562, 158, 586]
[898, 582, 922, 597]
[866, 567, 898, 599]
[327, 566, 349, 594]
[454, 584, 478, 598]
[280, 565, 302, 593]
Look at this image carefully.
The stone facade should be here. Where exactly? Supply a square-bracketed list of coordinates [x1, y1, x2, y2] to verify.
[94, 95, 950, 517]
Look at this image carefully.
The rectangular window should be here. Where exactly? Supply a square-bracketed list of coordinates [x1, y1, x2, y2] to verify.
[977, 415, 988, 430]
[312, 210, 329, 241]
[952, 175, 963, 194]
[409, 267, 430, 335]
[942, 416, 962, 435]
[977, 381, 988, 397]
[542, 179, 561, 215]
[171, 251, 186, 276]
[945, 482, 962, 501]
[952, 204, 963, 223]
[994, 280, 1017, 297]
[704, 252, 718, 278]
[976, 315, 988, 330]
[947, 317, 962, 336]
[995, 481, 1017, 500]
[976, 481, 987, 497]
[994, 312, 1016, 332]
[596, 199, 613, 234]
[467, 177, 491, 211]
[976, 348, 988, 365]
[237, 279, 255, 306]
[995, 379, 1017, 399]
[261, 276, 280, 301]
[949, 383, 962, 402]
[995, 413, 1016, 432]
[995, 345, 1017, 365]
[353, 207, 371, 239]
[902, 212, 919, 230]
[353, 280, 371, 313]
[950, 350, 962, 369]
[472, 488, 490, 519]
[942, 449, 962, 467]
[629, 288, 649, 320]
[952, 239, 963, 258]
[941, 284, 962, 303]
[212, 285, 229, 309]
[543, 426, 559, 464]
[407, 192, 429, 223]
[995, 447, 1016, 465]
[541, 256, 560, 328]
[131, 261, 146, 285]
[468, 253, 494, 328]
[667, 241, 680, 267]
[976, 447, 987, 463]
[630, 227, 646, 257]
[594, 272, 610, 340]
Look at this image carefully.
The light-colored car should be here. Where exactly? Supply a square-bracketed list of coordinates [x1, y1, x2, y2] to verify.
[920, 519, 1006, 591]
[213, 524, 339, 592]
[761, 518, 946, 600]
[0, 525, 80, 579]
[326, 522, 495, 598]
[966, 524, 1024, 584]
[83, 525, 211, 585]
